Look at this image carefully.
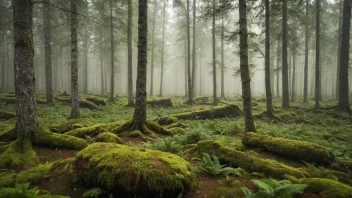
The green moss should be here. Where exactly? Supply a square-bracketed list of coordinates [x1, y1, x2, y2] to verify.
[34, 130, 88, 150]
[74, 143, 196, 197]
[0, 139, 39, 169]
[299, 178, 352, 198]
[156, 116, 179, 125]
[85, 97, 106, 106]
[95, 132, 124, 144]
[16, 162, 53, 184]
[242, 132, 335, 165]
[0, 110, 15, 120]
[189, 140, 308, 178]
[49, 121, 84, 134]
[169, 127, 186, 135]
[79, 100, 100, 110]
[65, 122, 123, 138]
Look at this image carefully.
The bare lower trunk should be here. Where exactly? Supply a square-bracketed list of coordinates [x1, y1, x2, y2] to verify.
[110, 0, 115, 101]
[192, 0, 196, 98]
[336, 0, 343, 100]
[276, 40, 280, 98]
[13, 0, 37, 142]
[220, 11, 225, 99]
[100, 29, 104, 95]
[265, 0, 273, 117]
[43, 0, 54, 104]
[338, 0, 351, 112]
[83, 0, 89, 94]
[70, 0, 80, 118]
[212, 0, 217, 105]
[127, 0, 134, 106]
[239, 0, 256, 132]
[1, 31, 5, 91]
[315, 0, 321, 108]
[133, 0, 148, 126]
[186, 0, 193, 103]
[282, 0, 289, 108]
[292, 52, 296, 101]
[160, 0, 166, 97]
[304, 0, 309, 103]
[149, 0, 156, 97]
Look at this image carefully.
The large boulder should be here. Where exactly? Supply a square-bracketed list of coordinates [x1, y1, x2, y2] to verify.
[74, 143, 196, 197]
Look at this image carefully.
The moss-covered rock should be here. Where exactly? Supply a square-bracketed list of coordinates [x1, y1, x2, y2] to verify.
[74, 143, 196, 197]
[242, 132, 335, 165]
[65, 122, 123, 138]
[299, 178, 352, 198]
[189, 140, 308, 178]
[161, 105, 242, 120]
[95, 132, 124, 144]
[0, 139, 39, 169]
[34, 130, 88, 150]
[0, 110, 15, 120]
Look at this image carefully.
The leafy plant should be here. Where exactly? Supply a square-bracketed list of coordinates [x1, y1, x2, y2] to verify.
[241, 179, 308, 198]
[0, 183, 40, 198]
[195, 153, 243, 176]
[83, 188, 106, 198]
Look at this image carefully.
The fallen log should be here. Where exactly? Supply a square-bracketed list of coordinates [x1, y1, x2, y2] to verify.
[163, 105, 242, 120]
[55, 97, 99, 110]
[188, 140, 308, 178]
[242, 132, 335, 165]
[147, 98, 173, 107]
[86, 97, 106, 106]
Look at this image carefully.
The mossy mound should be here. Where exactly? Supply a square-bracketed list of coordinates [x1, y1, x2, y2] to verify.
[147, 98, 173, 107]
[49, 121, 84, 134]
[65, 122, 123, 138]
[74, 143, 196, 197]
[0, 110, 15, 120]
[34, 130, 88, 150]
[0, 140, 39, 169]
[161, 105, 242, 120]
[242, 132, 335, 165]
[188, 140, 308, 178]
[54, 97, 99, 110]
[85, 96, 107, 106]
[299, 178, 352, 198]
[95, 132, 124, 144]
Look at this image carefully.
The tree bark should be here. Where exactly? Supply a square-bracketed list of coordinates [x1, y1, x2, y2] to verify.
[70, 0, 80, 118]
[239, 0, 256, 132]
[276, 40, 280, 98]
[109, 0, 115, 101]
[315, 0, 321, 108]
[160, 0, 166, 97]
[220, 9, 225, 99]
[149, 0, 156, 97]
[186, 0, 193, 103]
[83, 0, 89, 94]
[133, 0, 148, 126]
[13, 0, 38, 142]
[127, 0, 134, 106]
[1, 31, 5, 91]
[212, 0, 217, 105]
[292, 52, 296, 101]
[282, 0, 289, 108]
[43, 0, 54, 104]
[338, 0, 351, 113]
[304, 0, 309, 103]
[336, 0, 343, 100]
[265, 0, 273, 117]
[192, 0, 196, 99]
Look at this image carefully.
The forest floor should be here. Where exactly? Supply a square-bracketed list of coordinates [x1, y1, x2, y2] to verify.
[0, 92, 352, 198]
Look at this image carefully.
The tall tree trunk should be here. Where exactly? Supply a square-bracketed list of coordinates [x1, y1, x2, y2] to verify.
[276, 40, 280, 98]
[192, 0, 196, 98]
[83, 0, 89, 94]
[1, 31, 5, 91]
[109, 0, 115, 101]
[304, 0, 309, 103]
[184, 39, 188, 96]
[212, 0, 217, 105]
[186, 0, 193, 103]
[336, 0, 343, 100]
[220, 9, 225, 99]
[70, 0, 80, 118]
[149, 0, 156, 97]
[100, 29, 104, 95]
[127, 0, 134, 106]
[43, 0, 54, 104]
[265, 0, 273, 117]
[292, 52, 296, 101]
[282, 0, 289, 108]
[133, 0, 148, 127]
[338, 0, 351, 112]
[13, 0, 37, 142]
[160, 0, 166, 97]
[199, 47, 202, 96]
[315, 0, 321, 108]
[239, 0, 256, 132]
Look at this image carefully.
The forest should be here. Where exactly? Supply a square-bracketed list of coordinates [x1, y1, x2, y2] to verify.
[0, 0, 352, 197]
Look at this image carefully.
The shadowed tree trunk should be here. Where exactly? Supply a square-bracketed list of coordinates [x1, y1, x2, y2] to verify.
[192, 0, 196, 98]
[186, 0, 193, 104]
[83, 0, 89, 94]
[1, 30, 5, 91]
[338, 0, 351, 113]
[160, 0, 166, 97]
[292, 52, 296, 101]
[13, 0, 38, 142]
[212, 0, 217, 105]
[43, 0, 54, 104]
[109, 0, 115, 101]
[239, 0, 256, 132]
[304, 0, 309, 103]
[127, 0, 134, 106]
[315, 0, 321, 109]
[220, 8, 225, 100]
[336, 0, 342, 100]
[70, 0, 80, 118]
[282, 0, 289, 108]
[276, 40, 280, 98]
[265, 0, 273, 117]
[184, 39, 188, 97]
[149, 0, 156, 97]
[100, 29, 104, 95]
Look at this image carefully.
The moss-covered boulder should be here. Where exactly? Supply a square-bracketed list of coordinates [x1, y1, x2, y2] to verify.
[242, 132, 335, 165]
[74, 143, 196, 197]
[95, 132, 124, 144]
[299, 178, 352, 198]
[189, 140, 308, 178]
[65, 122, 123, 138]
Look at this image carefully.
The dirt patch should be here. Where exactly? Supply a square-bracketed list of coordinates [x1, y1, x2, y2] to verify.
[185, 175, 219, 198]
[34, 146, 76, 163]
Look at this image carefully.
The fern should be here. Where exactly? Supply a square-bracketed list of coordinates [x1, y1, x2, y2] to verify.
[0, 183, 40, 198]
[241, 179, 308, 198]
[83, 188, 105, 198]
[195, 153, 243, 176]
